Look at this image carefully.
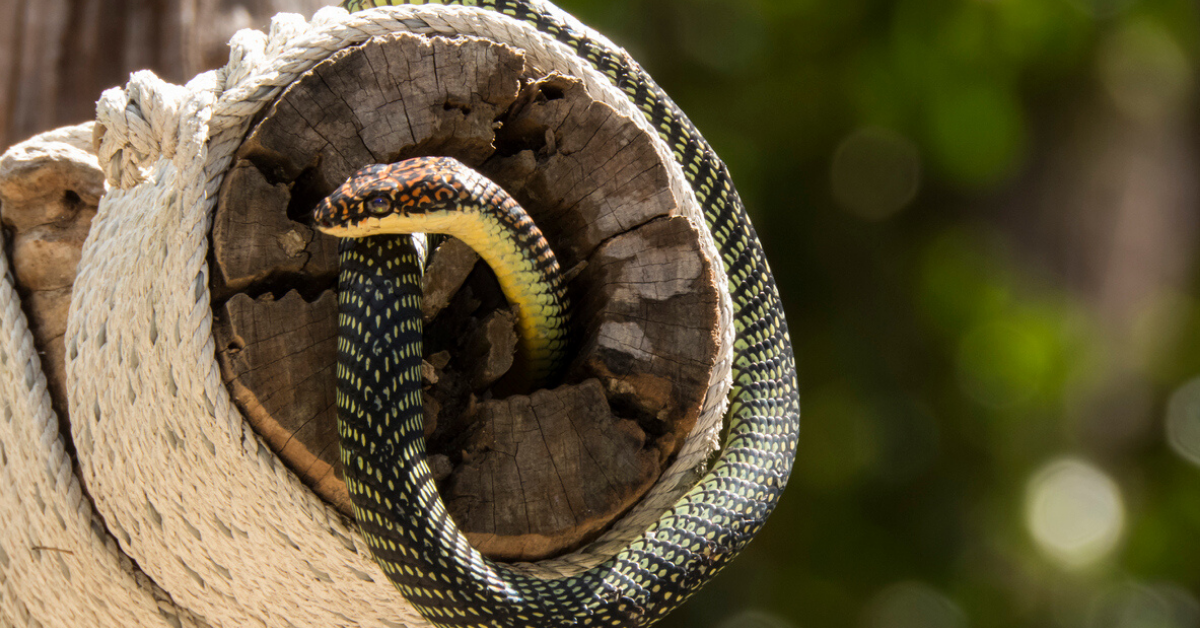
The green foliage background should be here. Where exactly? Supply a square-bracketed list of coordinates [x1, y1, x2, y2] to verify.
[550, 0, 1200, 626]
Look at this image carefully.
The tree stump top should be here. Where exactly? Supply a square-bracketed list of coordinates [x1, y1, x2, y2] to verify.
[212, 33, 722, 562]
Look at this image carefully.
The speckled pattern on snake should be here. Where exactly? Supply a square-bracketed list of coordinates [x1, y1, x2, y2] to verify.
[313, 2, 801, 626]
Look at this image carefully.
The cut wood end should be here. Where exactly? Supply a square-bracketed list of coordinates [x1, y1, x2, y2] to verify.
[212, 33, 721, 562]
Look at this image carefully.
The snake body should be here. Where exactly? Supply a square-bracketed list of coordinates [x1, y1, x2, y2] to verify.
[317, 2, 800, 626]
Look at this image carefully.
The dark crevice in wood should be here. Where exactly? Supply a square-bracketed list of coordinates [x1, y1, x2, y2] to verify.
[284, 166, 331, 225]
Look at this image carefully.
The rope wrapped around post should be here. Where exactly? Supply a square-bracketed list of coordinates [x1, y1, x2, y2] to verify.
[1, 3, 797, 627]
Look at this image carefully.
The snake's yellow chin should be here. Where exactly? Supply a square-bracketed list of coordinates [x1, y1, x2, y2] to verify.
[317, 216, 387, 238]
[318, 213, 457, 239]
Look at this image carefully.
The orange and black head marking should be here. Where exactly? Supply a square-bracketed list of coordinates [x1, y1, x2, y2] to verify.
[313, 156, 478, 235]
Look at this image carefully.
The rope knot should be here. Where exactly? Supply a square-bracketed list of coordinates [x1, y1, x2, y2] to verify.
[94, 71, 188, 189]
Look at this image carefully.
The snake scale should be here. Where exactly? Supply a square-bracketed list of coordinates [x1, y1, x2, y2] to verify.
[314, 1, 800, 626]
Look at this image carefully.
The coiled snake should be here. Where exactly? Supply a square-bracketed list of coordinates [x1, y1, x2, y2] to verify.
[314, 1, 800, 626]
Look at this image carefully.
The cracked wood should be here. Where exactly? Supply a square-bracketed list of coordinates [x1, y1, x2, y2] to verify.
[211, 33, 721, 561]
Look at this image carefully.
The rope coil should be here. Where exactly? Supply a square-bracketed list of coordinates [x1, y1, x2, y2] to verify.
[2, 5, 738, 627]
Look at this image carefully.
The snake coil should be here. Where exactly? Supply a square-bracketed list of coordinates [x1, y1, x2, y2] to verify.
[326, 1, 801, 626]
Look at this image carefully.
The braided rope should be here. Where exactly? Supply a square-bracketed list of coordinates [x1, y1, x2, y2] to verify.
[94, 73, 189, 189]
[0, 127, 207, 628]
[4, 5, 732, 626]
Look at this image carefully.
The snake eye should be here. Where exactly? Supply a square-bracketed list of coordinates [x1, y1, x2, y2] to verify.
[367, 196, 390, 214]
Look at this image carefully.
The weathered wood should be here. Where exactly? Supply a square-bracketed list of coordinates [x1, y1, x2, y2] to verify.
[444, 380, 659, 560]
[234, 34, 528, 202]
[484, 73, 680, 271]
[213, 290, 348, 513]
[422, 238, 479, 321]
[568, 216, 721, 456]
[211, 161, 337, 302]
[212, 33, 720, 561]
[0, 124, 103, 441]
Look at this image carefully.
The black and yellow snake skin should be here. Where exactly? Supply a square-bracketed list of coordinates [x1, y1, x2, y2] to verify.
[317, 1, 801, 626]
[314, 158, 570, 386]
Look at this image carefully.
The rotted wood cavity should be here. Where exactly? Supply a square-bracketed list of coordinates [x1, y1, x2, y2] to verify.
[211, 33, 720, 561]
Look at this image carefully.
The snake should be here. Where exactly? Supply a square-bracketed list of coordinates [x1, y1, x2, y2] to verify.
[312, 1, 800, 627]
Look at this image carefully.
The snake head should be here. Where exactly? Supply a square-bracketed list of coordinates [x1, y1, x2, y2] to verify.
[313, 156, 485, 237]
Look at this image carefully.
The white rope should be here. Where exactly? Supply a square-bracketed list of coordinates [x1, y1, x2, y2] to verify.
[94, 72, 190, 190]
[0, 125, 209, 628]
[4, 4, 733, 626]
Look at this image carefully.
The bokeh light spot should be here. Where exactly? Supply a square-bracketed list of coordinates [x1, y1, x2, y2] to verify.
[831, 126, 921, 221]
[1098, 19, 1193, 123]
[863, 581, 967, 628]
[1165, 376, 1200, 467]
[1025, 458, 1125, 569]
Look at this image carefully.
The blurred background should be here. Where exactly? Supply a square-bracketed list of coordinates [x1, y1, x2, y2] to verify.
[3, 0, 1198, 627]
[582, 1, 1200, 627]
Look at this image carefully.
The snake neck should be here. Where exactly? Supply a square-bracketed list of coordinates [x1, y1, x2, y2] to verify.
[416, 204, 569, 386]
[335, 235, 608, 627]
[321, 168, 570, 387]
